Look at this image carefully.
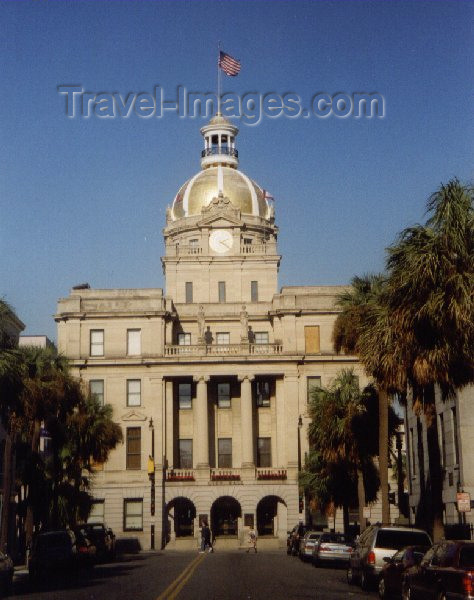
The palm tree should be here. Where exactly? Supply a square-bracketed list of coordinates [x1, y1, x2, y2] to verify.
[303, 369, 389, 534]
[0, 300, 25, 551]
[333, 276, 405, 526]
[386, 178, 474, 540]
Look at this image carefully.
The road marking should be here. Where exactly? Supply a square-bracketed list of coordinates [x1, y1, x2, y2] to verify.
[156, 553, 205, 600]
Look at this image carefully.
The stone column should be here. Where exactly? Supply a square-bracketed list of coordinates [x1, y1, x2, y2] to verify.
[193, 375, 210, 469]
[165, 380, 174, 468]
[239, 374, 255, 468]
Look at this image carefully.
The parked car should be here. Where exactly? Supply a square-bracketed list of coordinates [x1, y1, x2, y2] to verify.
[287, 524, 308, 556]
[402, 540, 474, 600]
[73, 526, 97, 567]
[28, 530, 77, 581]
[313, 532, 353, 567]
[378, 545, 430, 599]
[0, 550, 14, 595]
[299, 531, 322, 560]
[347, 525, 432, 590]
[80, 524, 116, 562]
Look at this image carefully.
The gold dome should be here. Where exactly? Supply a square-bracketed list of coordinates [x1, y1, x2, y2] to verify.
[172, 165, 269, 220]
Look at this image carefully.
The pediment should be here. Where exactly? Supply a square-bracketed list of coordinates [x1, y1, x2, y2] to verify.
[198, 213, 243, 228]
[121, 409, 148, 421]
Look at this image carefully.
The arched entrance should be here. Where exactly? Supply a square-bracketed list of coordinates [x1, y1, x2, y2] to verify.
[257, 495, 286, 536]
[210, 496, 241, 538]
[167, 497, 196, 538]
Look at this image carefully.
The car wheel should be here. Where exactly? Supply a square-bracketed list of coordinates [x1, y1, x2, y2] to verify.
[346, 566, 356, 585]
[378, 576, 386, 599]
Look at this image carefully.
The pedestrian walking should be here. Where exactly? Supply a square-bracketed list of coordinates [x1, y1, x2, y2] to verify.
[246, 527, 257, 553]
[200, 520, 213, 553]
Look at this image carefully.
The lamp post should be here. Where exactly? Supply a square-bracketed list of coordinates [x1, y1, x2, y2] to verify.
[148, 418, 155, 550]
[297, 415, 304, 521]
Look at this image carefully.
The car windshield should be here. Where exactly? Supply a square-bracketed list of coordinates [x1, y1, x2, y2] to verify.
[459, 546, 474, 569]
[308, 533, 321, 540]
[375, 530, 431, 550]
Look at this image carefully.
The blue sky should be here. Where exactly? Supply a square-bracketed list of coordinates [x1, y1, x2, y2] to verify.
[1, 0, 473, 342]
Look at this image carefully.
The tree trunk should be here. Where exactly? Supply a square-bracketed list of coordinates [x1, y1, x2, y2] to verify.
[25, 420, 42, 547]
[424, 385, 444, 542]
[342, 502, 350, 536]
[0, 433, 13, 551]
[378, 388, 390, 524]
[357, 468, 366, 533]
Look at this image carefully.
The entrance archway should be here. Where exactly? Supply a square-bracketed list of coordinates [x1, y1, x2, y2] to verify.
[210, 496, 241, 537]
[167, 497, 196, 538]
[257, 495, 286, 536]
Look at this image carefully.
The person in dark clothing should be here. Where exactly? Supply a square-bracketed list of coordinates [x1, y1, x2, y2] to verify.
[200, 521, 213, 553]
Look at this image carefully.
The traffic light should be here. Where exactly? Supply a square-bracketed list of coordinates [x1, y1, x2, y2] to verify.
[388, 492, 396, 505]
[299, 496, 304, 513]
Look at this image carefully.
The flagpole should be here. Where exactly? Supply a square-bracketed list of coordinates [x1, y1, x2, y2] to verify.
[217, 41, 221, 115]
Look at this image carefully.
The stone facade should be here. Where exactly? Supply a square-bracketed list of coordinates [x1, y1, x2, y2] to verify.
[55, 116, 370, 550]
[405, 385, 474, 531]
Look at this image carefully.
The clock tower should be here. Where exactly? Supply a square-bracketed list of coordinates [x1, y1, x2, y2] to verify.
[162, 115, 280, 305]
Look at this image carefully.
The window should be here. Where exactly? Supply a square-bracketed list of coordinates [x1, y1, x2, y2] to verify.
[178, 333, 191, 346]
[244, 238, 252, 245]
[90, 329, 104, 356]
[189, 238, 199, 247]
[185, 282, 193, 303]
[251, 281, 258, 302]
[216, 332, 230, 345]
[178, 383, 192, 409]
[124, 499, 143, 531]
[439, 412, 446, 466]
[88, 500, 104, 524]
[218, 438, 232, 468]
[255, 380, 270, 407]
[218, 281, 226, 303]
[90, 380, 104, 405]
[304, 325, 320, 354]
[179, 439, 193, 468]
[127, 380, 141, 406]
[257, 437, 271, 467]
[127, 329, 141, 356]
[217, 382, 231, 408]
[452, 407, 460, 464]
[126, 427, 141, 469]
[307, 376, 322, 402]
[254, 332, 269, 344]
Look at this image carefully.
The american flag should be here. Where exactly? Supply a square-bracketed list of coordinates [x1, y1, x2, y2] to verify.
[219, 51, 241, 76]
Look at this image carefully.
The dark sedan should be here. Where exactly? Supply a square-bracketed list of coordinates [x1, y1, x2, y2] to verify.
[378, 545, 429, 599]
[402, 540, 474, 600]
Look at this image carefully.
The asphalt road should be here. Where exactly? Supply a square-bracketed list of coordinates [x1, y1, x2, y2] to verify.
[11, 551, 379, 600]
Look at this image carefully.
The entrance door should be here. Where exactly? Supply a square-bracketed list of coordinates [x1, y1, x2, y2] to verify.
[211, 497, 241, 537]
[173, 497, 196, 537]
[257, 496, 279, 536]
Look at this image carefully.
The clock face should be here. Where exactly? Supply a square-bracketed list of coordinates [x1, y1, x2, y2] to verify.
[209, 229, 233, 253]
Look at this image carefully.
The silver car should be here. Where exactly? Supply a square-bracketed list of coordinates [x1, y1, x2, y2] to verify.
[299, 531, 322, 560]
[312, 532, 353, 566]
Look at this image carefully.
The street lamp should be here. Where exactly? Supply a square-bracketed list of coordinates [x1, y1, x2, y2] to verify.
[148, 418, 155, 550]
[297, 415, 304, 520]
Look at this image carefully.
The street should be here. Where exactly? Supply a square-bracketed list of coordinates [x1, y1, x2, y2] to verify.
[11, 550, 379, 600]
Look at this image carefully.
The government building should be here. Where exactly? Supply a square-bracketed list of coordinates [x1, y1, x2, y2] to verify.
[55, 115, 368, 550]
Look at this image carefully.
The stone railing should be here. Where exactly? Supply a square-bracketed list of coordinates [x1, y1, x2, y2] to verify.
[164, 343, 283, 357]
[255, 468, 287, 481]
[165, 469, 195, 482]
[240, 243, 267, 254]
[176, 245, 202, 256]
[210, 469, 241, 482]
